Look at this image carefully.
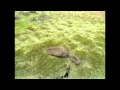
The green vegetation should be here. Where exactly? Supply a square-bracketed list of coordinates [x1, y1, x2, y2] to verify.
[15, 11, 105, 79]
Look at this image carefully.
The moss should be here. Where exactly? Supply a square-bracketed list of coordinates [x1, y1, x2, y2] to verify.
[15, 11, 105, 79]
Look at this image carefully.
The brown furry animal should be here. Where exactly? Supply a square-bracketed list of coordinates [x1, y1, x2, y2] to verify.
[69, 54, 80, 65]
[47, 46, 80, 65]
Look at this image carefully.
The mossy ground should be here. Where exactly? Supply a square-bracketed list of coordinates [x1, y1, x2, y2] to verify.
[15, 11, 105, 79]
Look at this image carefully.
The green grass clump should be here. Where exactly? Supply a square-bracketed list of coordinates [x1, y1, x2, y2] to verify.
[15, 11, 105, 79]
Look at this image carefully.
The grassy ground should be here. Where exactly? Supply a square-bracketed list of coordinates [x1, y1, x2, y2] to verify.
[15, 11, 105, 79]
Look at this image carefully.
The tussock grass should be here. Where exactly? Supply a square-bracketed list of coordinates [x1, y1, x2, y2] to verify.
[15, 11, 105, 79]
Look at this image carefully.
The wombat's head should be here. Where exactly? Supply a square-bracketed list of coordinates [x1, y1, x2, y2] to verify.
[75, 60, 80, 65]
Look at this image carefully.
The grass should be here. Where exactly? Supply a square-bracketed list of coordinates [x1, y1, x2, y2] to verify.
[15, 11, 105, 79]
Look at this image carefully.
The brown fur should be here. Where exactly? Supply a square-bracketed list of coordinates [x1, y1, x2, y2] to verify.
[69, 54, 80, 65]
[47, 46, 69, 58]
[47, 46, 80, 65]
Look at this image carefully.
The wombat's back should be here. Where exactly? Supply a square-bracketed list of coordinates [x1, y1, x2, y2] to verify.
[47, 46, 69, 57]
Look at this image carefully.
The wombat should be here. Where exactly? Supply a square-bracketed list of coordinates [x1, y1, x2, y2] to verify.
[47, 46, 80, 65]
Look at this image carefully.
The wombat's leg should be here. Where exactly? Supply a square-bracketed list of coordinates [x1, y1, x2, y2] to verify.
[62, 53, 69, 58]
